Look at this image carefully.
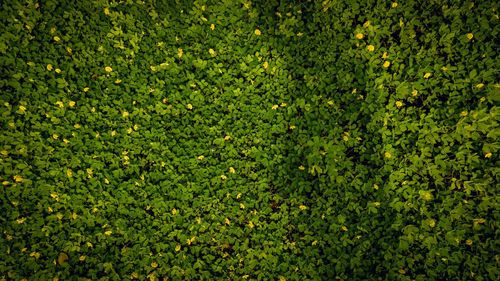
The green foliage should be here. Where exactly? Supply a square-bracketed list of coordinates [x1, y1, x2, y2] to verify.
[0, 0, 498, 280]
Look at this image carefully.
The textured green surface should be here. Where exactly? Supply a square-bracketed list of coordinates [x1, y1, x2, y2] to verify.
[1, 0, 498, 280]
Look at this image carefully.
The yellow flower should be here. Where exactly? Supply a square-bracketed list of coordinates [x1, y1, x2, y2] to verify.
[30, 252, 41, 259]
[298, 165, 305, 170]
[197, 155, 204, 160]
[421, 191, 433, 201]
[55, 101, 64, 108]
[131, 272, 139, 279]
[355, 33, 364, 39]
[384, 151, 392, 159]
[225, 218, 230, 225]
[255, 29, 262, 36]
[186, 103, 193, 110]
[104, 230, 112, 236]
[47, 64, 53, 71]
[373, 202, 381, 207]
[221, 175, 227, 180]
[392, 2, 398, 8]
[187, 236, 196, 245]
[2, 181, 9, 186]
[412, 89, 418, 97]
[341, 226, 348, 232]
[466, 33, 473, 40]
[104, 7, 110, 15]
[104, 66, 113, 73]
[382, 52, 389, 59]
[441, 66, 448, 72]
[111, 130, 117, 137]
[280, 102, 287, 107]
[178, 48, 183, 58]
[460, 111, 468, 117]
[115, 79, 122, 84]
[70, 212, 78, 220]
[68, 101, 76, 107]
[122, 111, 129, 118]
[236, 193, 242, 199]
[363, 21, 371, 28]
[66, 169, 73, 178]
[247, 221, 254, 228]
[83, 87, 90, 92]
[428, 219, 436, 228]
[171, 208, 177, 215]
[395, 100, 404, 108]
[367, 45, 375, 52]
[383, 61, 391, 68]
[74, 123, 81, 129]
[229, 167, 236, 174]
[53, 36, 60, 42]
[465, 239, 473, 246]
[104, 178, 110, 184]
[279, 276, 286, 281]
[55, 68, 61, 74]
[289, 125, 296, 130]
[13, 175, 23, 182]
[373, 184, 379, 190]
[91, 107, 96, 112]
[210, 23, 215, 30]
[151, 261, 158, 268]
[224, 135, 231, 141]
[127, 127, 133, 134]
[239, 203, 245, 209]
[79, 255, 86, 261]
[485, 152, 492, 158]
[297, 32, 304, 37]
[299, 205, 307, 210]
[475, 83, 484, 89]
[272, 105, 279, 110]
[19, 105, 26, 113]
[66, 47, 72, 55]
[424, 72, 432, 79]
[175, 244, 181, 252]
[16, 217, 26, 224]
[209, 48, 216, 57]
[47, 206, 53, 213]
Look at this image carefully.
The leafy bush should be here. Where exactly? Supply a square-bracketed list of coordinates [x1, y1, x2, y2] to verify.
[1, 0, 498, 280]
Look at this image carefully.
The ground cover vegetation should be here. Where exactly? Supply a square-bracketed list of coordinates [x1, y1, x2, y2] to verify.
[0, 0, 498, 280]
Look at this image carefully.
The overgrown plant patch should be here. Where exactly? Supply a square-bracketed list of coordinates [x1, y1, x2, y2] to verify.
[1, 0, 498, 280]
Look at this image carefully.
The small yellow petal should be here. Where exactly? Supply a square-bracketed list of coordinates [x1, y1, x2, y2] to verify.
[105, 66, 113, 73]
[466, 33, 473, 40]
[383, 61, 391, 68]
[367, 45, 375, 52]
[210, 23, 215, 30]
[355, 33, 364, 39]
[255, 29, 262, 36]
[47, 64, 53, 71]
